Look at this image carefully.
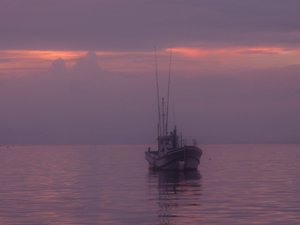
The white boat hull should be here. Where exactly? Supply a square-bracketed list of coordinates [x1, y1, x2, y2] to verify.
[145, 146, 202, 171]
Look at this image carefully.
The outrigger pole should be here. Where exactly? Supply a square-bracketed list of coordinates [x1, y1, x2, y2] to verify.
[154, 47, 162, 137]
[165, 49, 172, 135]
[155, 48, 173, 137]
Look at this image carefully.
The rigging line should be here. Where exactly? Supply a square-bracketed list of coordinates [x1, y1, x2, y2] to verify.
[154, 47, 161, 137]
[166, 49, 173, 135]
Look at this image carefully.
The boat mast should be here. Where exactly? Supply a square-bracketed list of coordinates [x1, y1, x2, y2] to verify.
[162, 97, 165, 136]
[165, 49, 172, 135]
[154, 48, 162, 137]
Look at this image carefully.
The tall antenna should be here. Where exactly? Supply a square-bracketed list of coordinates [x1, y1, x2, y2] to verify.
[154, 47, 161, 137]
[165, 49, 173, 135]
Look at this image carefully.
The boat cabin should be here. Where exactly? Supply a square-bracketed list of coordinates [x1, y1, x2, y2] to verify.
[157, 127, 179, 152]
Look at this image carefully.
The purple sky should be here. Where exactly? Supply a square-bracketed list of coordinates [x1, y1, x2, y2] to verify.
[1, 0, 300, 50]
[1, 0, 300, 144]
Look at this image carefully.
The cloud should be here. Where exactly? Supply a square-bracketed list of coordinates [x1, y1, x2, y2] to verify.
[0, 0, 300, 50]
[0, 51, 156, 144]
[46, 51, 102, 78]
[1, 57, 300, 144]
[49, 58, 67, 74]
[72, 51, 101, 76]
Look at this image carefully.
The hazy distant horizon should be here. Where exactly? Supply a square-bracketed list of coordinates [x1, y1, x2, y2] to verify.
[1, 1, 300, 145]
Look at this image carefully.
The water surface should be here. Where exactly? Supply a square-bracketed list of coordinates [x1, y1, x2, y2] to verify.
[0, 144, 299, 224]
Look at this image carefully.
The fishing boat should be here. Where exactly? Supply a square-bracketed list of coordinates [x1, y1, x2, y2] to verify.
[145, 125, 202, 170]
[145, 51, 202, 171]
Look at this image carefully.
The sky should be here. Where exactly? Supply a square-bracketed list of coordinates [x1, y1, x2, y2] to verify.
[1, 0, 300, 144]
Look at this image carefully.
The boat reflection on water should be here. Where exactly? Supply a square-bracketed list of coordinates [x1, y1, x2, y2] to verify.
[148, 170, 202, 225]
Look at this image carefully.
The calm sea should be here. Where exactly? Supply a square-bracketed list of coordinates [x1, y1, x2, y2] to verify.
[0, 144, 299, 225]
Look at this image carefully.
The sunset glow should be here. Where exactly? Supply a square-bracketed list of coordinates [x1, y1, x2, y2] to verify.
[1, 46, 300, 75]
[0, 50, 86, 60]
[165, 46, 292, 58]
